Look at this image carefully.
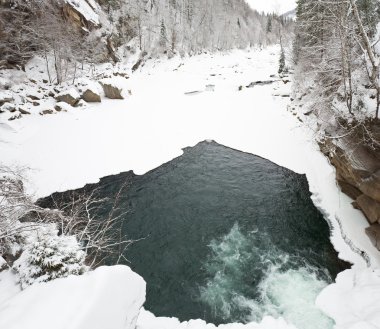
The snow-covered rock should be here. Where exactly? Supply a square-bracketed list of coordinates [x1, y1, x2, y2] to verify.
[56, 88, 81, 106]
[75, 99, 88, 108]
[81, 82, 102, 102]
[100, 78, 128, 100]
[55, 101, 74, 112]
[64, 0, 100, 27]
[0, 265, 146, 329]
[0, 91, 14, 106]
[0, 103, 16, 113]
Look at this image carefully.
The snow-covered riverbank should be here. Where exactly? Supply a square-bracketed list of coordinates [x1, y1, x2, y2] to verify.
[1, 46, 380, 329]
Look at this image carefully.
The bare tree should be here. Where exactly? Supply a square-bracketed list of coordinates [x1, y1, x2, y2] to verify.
[43, 183, 133, 268]
[350, 0, 380, 119]
[0, 165, 133, 269]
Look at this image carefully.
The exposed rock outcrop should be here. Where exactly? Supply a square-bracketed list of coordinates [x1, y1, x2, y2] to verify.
[62, 0, 100, 31]
[365, 224, 380, 250]
[357, 195, 380, 224]
[320, 131, 380, 250]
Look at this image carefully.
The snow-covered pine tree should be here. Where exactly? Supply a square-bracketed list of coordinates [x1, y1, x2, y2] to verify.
[266, 15, 272, 33]
[13, 225, 87, 289]
[278, 46, 286, 75]
[159, 19, 167, 51]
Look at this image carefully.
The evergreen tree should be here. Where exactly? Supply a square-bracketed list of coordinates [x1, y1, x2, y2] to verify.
[279, 46, 286, 75]
[159, 19, 167, 50]
[266, 16, 272, 33]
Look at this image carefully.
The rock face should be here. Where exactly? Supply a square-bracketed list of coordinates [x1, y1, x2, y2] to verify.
[366, 224, 380, 250]
[321, 135, 380, 250]
[62, 0, 100, 31]
[55, 88, 80, 106]
[100, 81, 124, 99]
[357, 195, 380, 224]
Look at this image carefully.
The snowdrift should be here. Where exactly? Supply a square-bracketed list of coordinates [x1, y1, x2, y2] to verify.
[0, 266, 146, 329]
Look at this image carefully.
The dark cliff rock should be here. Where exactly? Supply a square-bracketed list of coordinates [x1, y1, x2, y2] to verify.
[320, 130, 380, 250]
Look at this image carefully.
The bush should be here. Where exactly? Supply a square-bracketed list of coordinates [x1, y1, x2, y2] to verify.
[13, 225, 87, 289]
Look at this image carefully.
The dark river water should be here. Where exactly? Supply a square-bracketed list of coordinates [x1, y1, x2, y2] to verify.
[41, 141, 350, 329]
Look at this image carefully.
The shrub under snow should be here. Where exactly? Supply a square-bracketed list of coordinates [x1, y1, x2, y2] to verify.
[13, 225, 87, 289]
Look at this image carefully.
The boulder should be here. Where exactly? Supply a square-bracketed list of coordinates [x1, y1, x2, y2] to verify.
[0, 103, 16, 113]
[100, 80, 124, 99]
[112, 72, 129, 79]
[27, 94, 40, 101]
[18, 107, 31, 115]
[0, 92, 14, 107]
[8, 113, 22, 121]
[40, 109, 54, 115]
[55, 88, 80, 106]
[54, 102, 73, 112]
[356, 194, 380, 224]
[82, 88, 101, 102]
[365, 224, 380, 250]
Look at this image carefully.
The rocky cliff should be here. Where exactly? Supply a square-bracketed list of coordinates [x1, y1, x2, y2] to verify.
[320, 123, 380, 250]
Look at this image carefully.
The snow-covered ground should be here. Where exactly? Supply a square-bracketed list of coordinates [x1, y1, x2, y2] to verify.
[1, 46, 380, 329]
[0, 266, 146, 329]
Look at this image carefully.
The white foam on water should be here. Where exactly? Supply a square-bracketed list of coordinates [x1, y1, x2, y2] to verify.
[199, 224, 333, 329]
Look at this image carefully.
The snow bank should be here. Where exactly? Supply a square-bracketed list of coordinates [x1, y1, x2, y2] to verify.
[0, 266, 146, 329]
[316, 268, 380, 329]
[0, 270, 21, 306]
